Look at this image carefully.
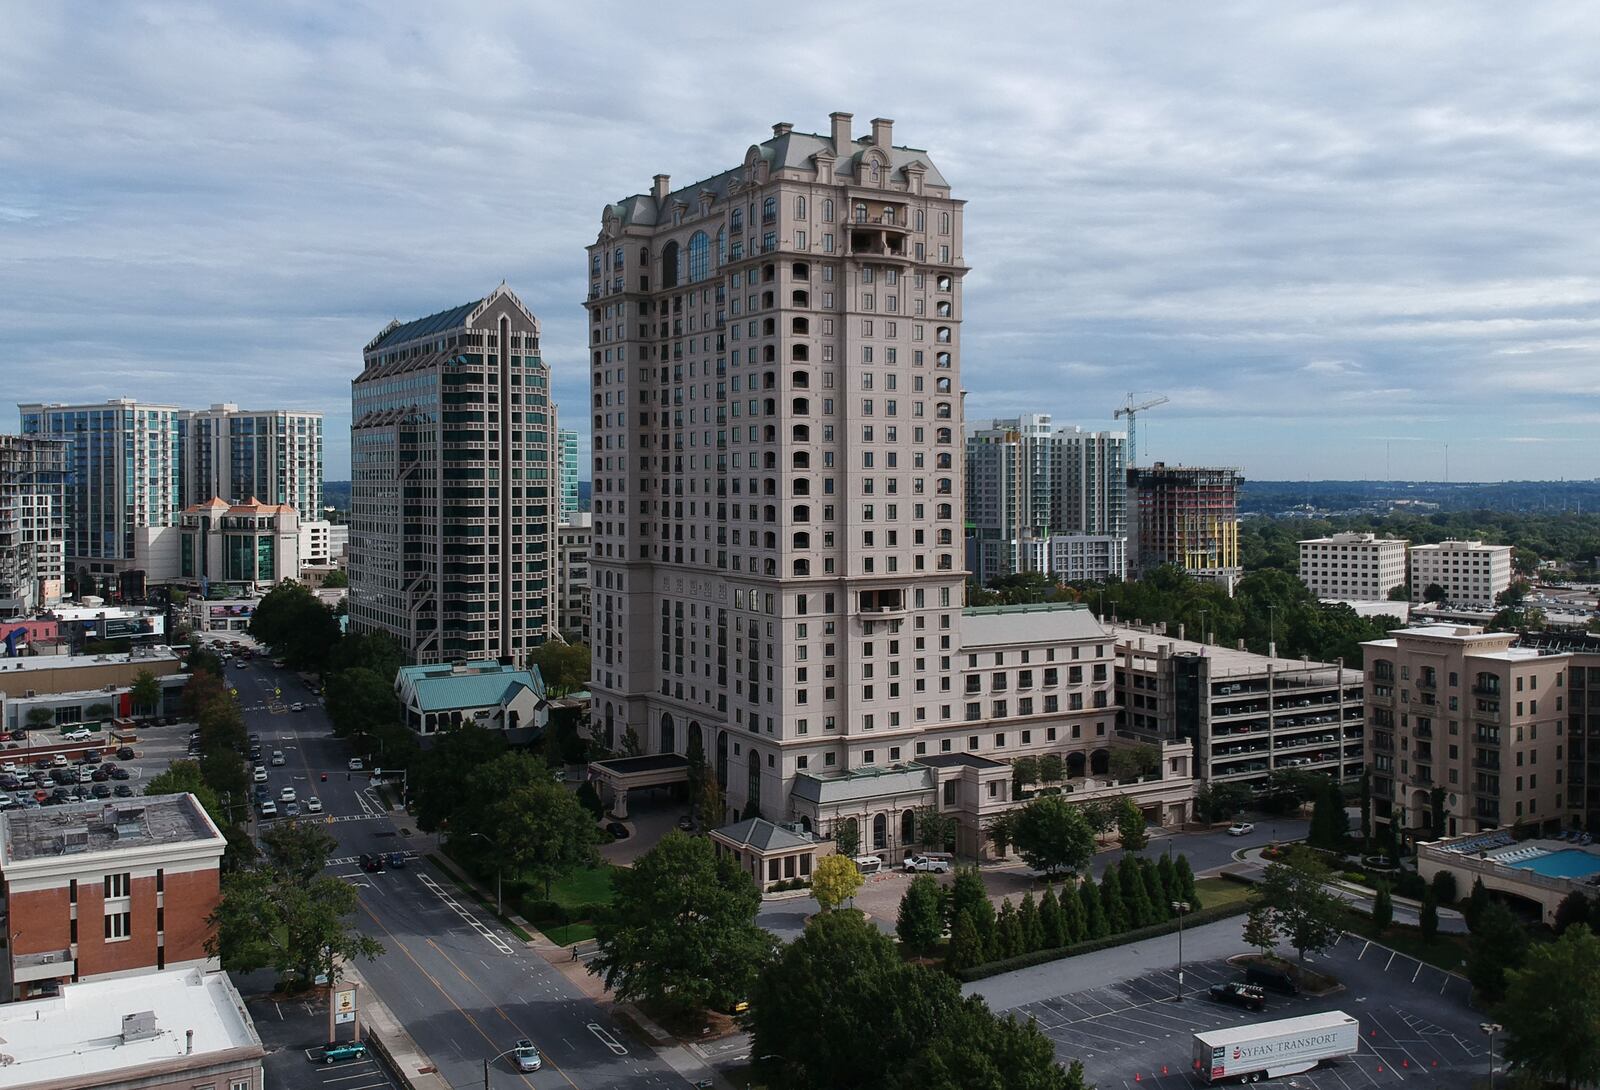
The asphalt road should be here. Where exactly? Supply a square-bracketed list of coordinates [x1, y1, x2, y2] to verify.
[236, 659, 698, 1090]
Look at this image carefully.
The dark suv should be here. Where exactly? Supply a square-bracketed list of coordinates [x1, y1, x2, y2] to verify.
[1208, 982, 1266, 1011]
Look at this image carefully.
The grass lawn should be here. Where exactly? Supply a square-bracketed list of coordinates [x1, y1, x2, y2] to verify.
[542, 922, 597, 945]
[1194, 876, 1255, 910]
[545, 864, 616, 909]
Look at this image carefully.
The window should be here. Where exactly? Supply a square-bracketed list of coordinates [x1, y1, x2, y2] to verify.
[104, 911, 132, 940]
[686, 231, 710, 283]
[104, 872, 131, 899]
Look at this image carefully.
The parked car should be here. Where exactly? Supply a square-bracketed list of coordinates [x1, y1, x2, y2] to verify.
[109, 766, 131, 780]
[605, 821, 629, 840]
[92, 783, 112, 799]
[63, 728, 92, 742]
[902, 854, 952, 874]
[322, 1041, 367, 1065]
[91, 768, 109, 782]
[253, 766, 268, 783]
[306, 796, 322, 814]
[1227, 821, 1256, 837]
[116, 746, 136, 761]
[513, 1039, 542, 1072]
[114, 784, 134, 797]
[677, 814, 695, 831]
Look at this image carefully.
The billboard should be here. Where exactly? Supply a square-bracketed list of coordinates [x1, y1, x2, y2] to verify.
[208, 604, 254, 620]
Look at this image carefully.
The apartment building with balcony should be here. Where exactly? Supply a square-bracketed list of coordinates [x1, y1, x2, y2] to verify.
[0, 434, 67, 615]
[18, 400, 182, 584]
[178, 403, 323, 518]
[1363, 624, 1568, 839]
[1516, 630, 1600, 832]
[1298, 531, 1408, 602]
[1408, 539, 1513, 608]
[1128, 463, 1242, 590]
[349, 285, 557, 664]
[0, 794, 225, 1001]
[1112, 622, 1364, 793]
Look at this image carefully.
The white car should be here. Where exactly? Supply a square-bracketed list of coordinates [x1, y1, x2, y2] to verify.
[1227, 821, 1256, 837]
[270, 750, 285, 766]
[279, 786, 297, 803]
[63, 728, 92, 742]
[306, 796, 322, 814]
[1, 762, 16, 775]
[253, 766, 268, 783]
[347, 758, 364, 772]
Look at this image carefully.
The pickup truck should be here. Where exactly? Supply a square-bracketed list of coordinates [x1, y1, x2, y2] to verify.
[902, 855, 952, 874]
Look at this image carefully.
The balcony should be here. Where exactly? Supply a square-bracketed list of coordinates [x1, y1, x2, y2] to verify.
[13, 947, 73, 984]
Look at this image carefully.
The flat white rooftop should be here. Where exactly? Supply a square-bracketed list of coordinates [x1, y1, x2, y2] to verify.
[0, 968, 261, 1088]
[0, 646, 179, 674]
[1110, 625, 1362, 679]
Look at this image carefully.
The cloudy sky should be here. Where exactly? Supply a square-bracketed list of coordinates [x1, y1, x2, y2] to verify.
[4, 2, 1598, 482]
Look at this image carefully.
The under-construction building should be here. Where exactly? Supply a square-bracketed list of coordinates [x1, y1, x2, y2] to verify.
[0, 435, 68, 615]
[1129, 462, 1242, 590]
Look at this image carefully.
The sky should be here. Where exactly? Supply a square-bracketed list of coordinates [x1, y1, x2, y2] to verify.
[3, 2, 1598, 483]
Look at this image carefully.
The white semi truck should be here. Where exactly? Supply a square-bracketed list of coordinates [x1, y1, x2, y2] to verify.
[1192, 1010, 1359, 1083]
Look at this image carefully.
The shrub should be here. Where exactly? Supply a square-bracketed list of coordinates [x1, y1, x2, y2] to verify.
[1430, 870, 1458, 905]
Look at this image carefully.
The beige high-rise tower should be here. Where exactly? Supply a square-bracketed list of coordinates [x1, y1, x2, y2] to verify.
[586, 113, 969, 821]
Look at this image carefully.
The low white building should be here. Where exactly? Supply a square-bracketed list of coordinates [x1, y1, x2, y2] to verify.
[298, 519, 334, 567]
[395, 660, 549, 740]
[0, 967, 264, 1090]
[1409, 539, 1513, 608]
[1299, 532, 1408, 601]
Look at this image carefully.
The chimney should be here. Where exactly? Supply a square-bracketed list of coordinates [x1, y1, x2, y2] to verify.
[830, 111, 854, 154]
[870, 117, 894, 148]
[651, 174, 670, 202]
[772, 122, 793, 137]
[186, 1029, 194, 1055]
[1177, 624, 1185, 641]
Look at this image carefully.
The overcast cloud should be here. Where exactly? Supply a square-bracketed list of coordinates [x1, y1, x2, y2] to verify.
[3, 1, 1597, 482]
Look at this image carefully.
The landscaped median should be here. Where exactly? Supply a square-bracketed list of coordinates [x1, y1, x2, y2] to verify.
[954, 882, 1255, 982]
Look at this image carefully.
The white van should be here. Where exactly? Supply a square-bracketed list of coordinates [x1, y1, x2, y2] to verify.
[852, 854, 884, 876]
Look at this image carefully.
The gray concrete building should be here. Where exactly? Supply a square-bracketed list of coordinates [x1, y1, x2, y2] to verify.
[349, 285, 556, 664]
[0, 435, 67, 615]
[178, 403, 323, 516]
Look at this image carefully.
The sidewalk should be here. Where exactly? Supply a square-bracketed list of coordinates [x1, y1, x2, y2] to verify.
[1226, 847, 1468, 934]
[343, 962, 452, 1090]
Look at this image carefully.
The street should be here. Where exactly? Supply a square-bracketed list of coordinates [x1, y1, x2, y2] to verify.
[232, 658, 699, 1090]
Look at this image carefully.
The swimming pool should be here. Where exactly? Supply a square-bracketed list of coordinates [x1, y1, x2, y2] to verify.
[1510, 849, 1600, 879]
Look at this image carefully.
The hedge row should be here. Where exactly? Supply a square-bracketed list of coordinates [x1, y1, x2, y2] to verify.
[954, 898, 1254, 982]
[519, 899, 612, 927]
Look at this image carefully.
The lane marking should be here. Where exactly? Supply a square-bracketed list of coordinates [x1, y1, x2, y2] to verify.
[587, 1022, 628, 1056]
[416, 872, 514, 955]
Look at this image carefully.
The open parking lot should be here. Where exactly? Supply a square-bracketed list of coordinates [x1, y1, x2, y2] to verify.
[248, 993, 402, 1090]
[1008, 932, 1487, 1088]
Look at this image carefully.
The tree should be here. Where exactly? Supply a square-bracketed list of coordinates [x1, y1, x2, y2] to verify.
[1099, 862, 1129, 934]
[1243, 904, 1278, 957]
[812, 854, 864, 912]
[948, 910, 984, 971]
[143, 760, 223, 826]
[320, 568, 348, 588]
[591, 831, 775, 1019]
[528, 639, 591, 697]
[1009, 796, 1095, 878]
[1195, 782, 1251, 824]
[832, 817, 860, 858]
[1308, 777, 1347, 849]
[1257, 846, 1344, 962]
[909, 999, 1092, 1090]
[896, 875, 945, 955]
[1175, 852, 1200, 910]
[130, 669, 162, 717]
[1359, 769, 1373, 846]
[1502, 925, 1600, 1090]
[248, 580, 340, 668]
[1117, 796, 1149, 852]
[1466, 900, 1529, 1004]
[1156, 852, 1178, 906]
[946, 866, 996, 953]
[1018, 892, 1045, 952]
[1466, 876, 1490, 928]
[1119, 857, 1156, 927]
[1419, 888, 1439, 943]
[1058, 880, 1086, 944]
[210, 846, 383, 988]
[85, 701, 113, 723]
[457, 754, 603, 897]
[916, 807, 957, 853]
[698, 774, 726, 829]
[1038, 886, 1066, 949]
[1429, 785, 1446, 836]
[1423, 582, 1446, 603]
[25, 706, 55, 729]
[1011, 755, 1040, 791]
[260, 820, 338, 884]
[1139, 858, 1168, 923]
[1430, 869, 1458, 905]
[1037, 753, 1065, 784]
[750, 910, 954, 1089]
[408, 725, 506, 832]
[1079, 798, 1117, 838]
[1554, 890, 1595, 935]
[1108, 744, 1160, 783]
[1371, 882, 1393, 932]
[1078, 874, 1107, 939]
[995, 899, 1024, 959]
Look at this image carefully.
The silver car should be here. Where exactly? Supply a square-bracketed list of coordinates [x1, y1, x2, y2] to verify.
[513, 1039, 542, 1072]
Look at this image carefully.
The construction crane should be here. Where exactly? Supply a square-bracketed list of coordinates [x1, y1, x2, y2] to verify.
[1113, 392, 1169, 467]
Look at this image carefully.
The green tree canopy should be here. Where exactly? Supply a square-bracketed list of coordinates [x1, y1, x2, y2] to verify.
[408, 724, 507, 832]
[1117, 796, 1149, 852]
[143, 760, 223, 825]
[896, 874, 946, 955]
[1502, 925, 1600, 1090]
[590, 831, 775, 1019]
[454, 753, 603, 897]
[1466, 900, 1529, 1003]
[1257, 845, 1343, 962]
[129, 669, 162, 716]
[1009, 796, 1096, 878]
[812, 854, 864, 911]
[248, 580, 340, 668]
[528, 639, 591, 697]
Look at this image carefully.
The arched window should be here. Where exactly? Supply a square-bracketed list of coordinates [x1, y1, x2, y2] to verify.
[936, 352, 951, 368]
[901, 809, 916, 847]
[936, 428, 952, 443]
[660, 713, 676, 754]
[937, 528, 952, 544]
[793, 478, 810, 496]
[747, 750, 762, 814]
[660, 240, 680, 288]
[716, 226, 727, 266]
[937, 274, 952, 292]
[936, 453, 952, 468]
[823, 199, 834, 222]
[792, 344, 809, 361]
[793, 559, 810, 576]
[855, 202, 868, 223]
[936, 402, 952, 419]
[936, 301, 952, 317]
[764, 531, 777, 549]
[792, 289, 810, 307]
[793, 504, 811, 521]
[792, 424, 810, 442]
[792, 261, 810, 279]
[936, 377, 952, 393]
[795, 196, 807, 219]
[937, 503, 952, 519]
[687, 231, 710, 282]
[731, 207, 743, 231]
[793, 532, 810, 549]
[792, 317, 809, 335]
[872, 813, 887, 849]
[792, 451, 810, 469]
[936, 326, 952, 343]
[762, 196, 776, 222]
[792, 397, 810, 415]
[791, 370, 810, 388]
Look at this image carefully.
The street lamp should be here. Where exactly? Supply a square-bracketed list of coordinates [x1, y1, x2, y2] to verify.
[1481, 1022, 1501, 1089]
[1171, 899, 1192, 1001]
[482, 1045, 522, 1089]
[467, 832, 502, 917]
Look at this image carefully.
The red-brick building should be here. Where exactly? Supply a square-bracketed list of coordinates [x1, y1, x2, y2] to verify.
[0, 794, 225, 1000]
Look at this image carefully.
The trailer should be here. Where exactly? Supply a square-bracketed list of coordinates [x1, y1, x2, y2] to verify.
[1192, 1010, 1358, 1083]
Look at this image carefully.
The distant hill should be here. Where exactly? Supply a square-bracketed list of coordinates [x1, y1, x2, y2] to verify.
[1243, 479, 1600, 515]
